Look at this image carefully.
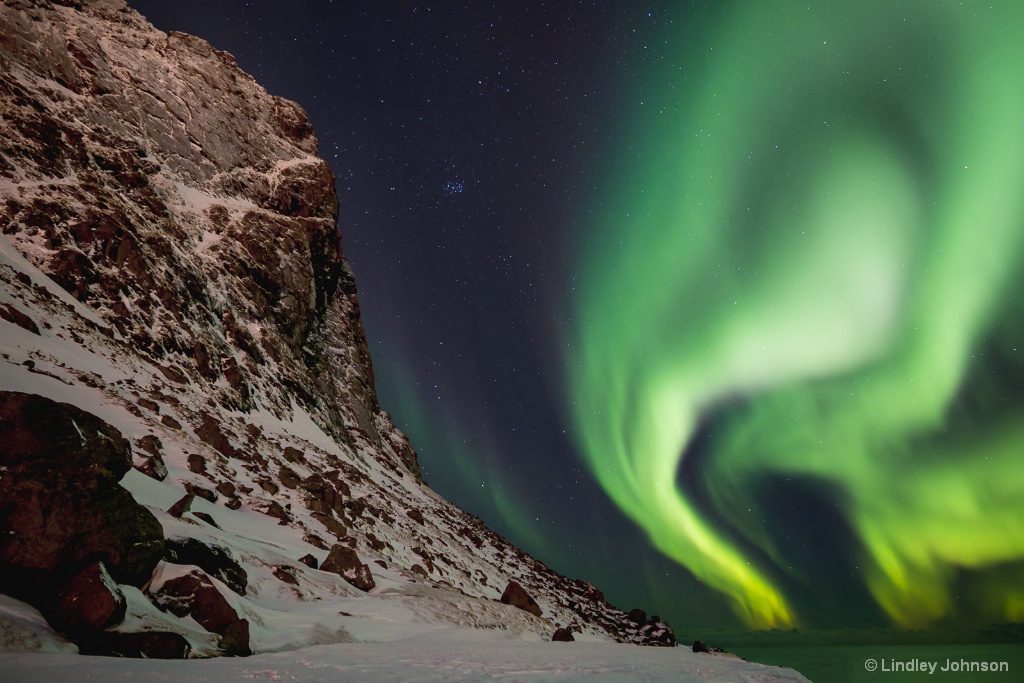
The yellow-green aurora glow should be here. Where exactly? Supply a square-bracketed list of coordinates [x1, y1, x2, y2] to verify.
[569, 1, 1024, 628]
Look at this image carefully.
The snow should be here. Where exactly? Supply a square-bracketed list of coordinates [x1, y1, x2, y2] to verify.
[0, 628, 809, 682]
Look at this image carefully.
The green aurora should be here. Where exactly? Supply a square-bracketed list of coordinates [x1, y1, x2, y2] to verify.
[569, 1, 1024, 629]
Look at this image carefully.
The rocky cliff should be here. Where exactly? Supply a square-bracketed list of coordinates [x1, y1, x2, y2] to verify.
[0, 0, 675, 657]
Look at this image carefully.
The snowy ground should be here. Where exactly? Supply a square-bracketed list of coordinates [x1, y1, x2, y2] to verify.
[1, 630, 809, 683]
[0, 589, 810, 682]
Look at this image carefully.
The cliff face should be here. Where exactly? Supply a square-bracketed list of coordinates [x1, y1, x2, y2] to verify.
[0, 0, 405, 467]
[0, 0, 673, 657]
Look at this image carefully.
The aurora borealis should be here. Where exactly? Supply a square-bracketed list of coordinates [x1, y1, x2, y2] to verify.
[130, 0, 1024, 632]
[570, 1, 1024, 628]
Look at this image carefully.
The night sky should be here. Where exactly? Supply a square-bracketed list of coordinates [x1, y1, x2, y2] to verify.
[127, 0, 1024, 632]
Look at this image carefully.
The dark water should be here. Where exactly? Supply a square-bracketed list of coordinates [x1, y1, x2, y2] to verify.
[734, 643, 1024, 683]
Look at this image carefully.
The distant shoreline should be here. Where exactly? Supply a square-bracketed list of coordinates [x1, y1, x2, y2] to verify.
[685, 623, 1024, 648]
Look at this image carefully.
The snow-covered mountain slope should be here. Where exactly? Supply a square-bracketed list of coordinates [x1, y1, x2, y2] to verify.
[0, 0, 809, 679]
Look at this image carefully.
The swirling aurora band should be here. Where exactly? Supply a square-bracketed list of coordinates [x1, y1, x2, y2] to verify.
[569, 1, 1024, 628]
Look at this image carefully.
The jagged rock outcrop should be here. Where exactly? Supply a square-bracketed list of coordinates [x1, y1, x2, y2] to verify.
[0, 0, 413, 470]
[0, 0, 679, 656]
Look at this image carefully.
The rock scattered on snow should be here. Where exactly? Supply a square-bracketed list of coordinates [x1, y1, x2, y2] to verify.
[500, 581, 542, 618]
[321, 544, 375, 592]
[41, 561, 126, 638]
[163, 537, 247, 596]
[552, 627, 575, 642]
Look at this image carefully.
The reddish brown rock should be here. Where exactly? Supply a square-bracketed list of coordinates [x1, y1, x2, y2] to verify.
[196, 415, 236, 458]
[310, 511, 347, 539]
[167, 492, 195, 518]
[406, 508, 425, 525]
[0, 392, 164, 601]
[321, 544, 375, 591]
[0, 302, 40, 334]
[183, 481, 218, 503]
[500, 581, 542, 617]
[278, 466, 301, 489]
[161, 415, 182, 430]
[552, 627, 575, 642]
[42, 561, 126, 638]
[151, 570, 251, 656]
[163, 537, 247, 596]
[193, 511, 221, 528]
[134, 434, 168, 481]
[187, 453, 207, 474]
[273, 566, 299, 585]
[255, 499, 291, 525]
[219, 618, 252, 657]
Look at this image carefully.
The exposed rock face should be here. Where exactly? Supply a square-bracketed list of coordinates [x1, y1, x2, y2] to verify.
[501, 581, 543, 618]
[0, 391, 164, 599]
[0, 0, 412, 464]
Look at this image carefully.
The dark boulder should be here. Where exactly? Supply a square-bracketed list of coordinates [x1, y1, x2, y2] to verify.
[627, 608, 647, 624]
[134, 435, 168, 481]
[552, 627, 575, 642]
[42, 561, 126, 638]
[193, 511, 221, 528]
[167, 492, 195, 518]
[183, 481, 218, 503]
[0, 392, 164, 601]
[500, 581, 542, 617]
[163, 536, 247, 596]
[693, 639, 711, 653]
[278, 465, 301, 490]
[310, 510, 348, 538]
[321, 543, 375, 591]
[406, 508, 425, 525]
[298, 553, 319, 569]
[273, 566, 299, 585]
[219, 618, 252, 657]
